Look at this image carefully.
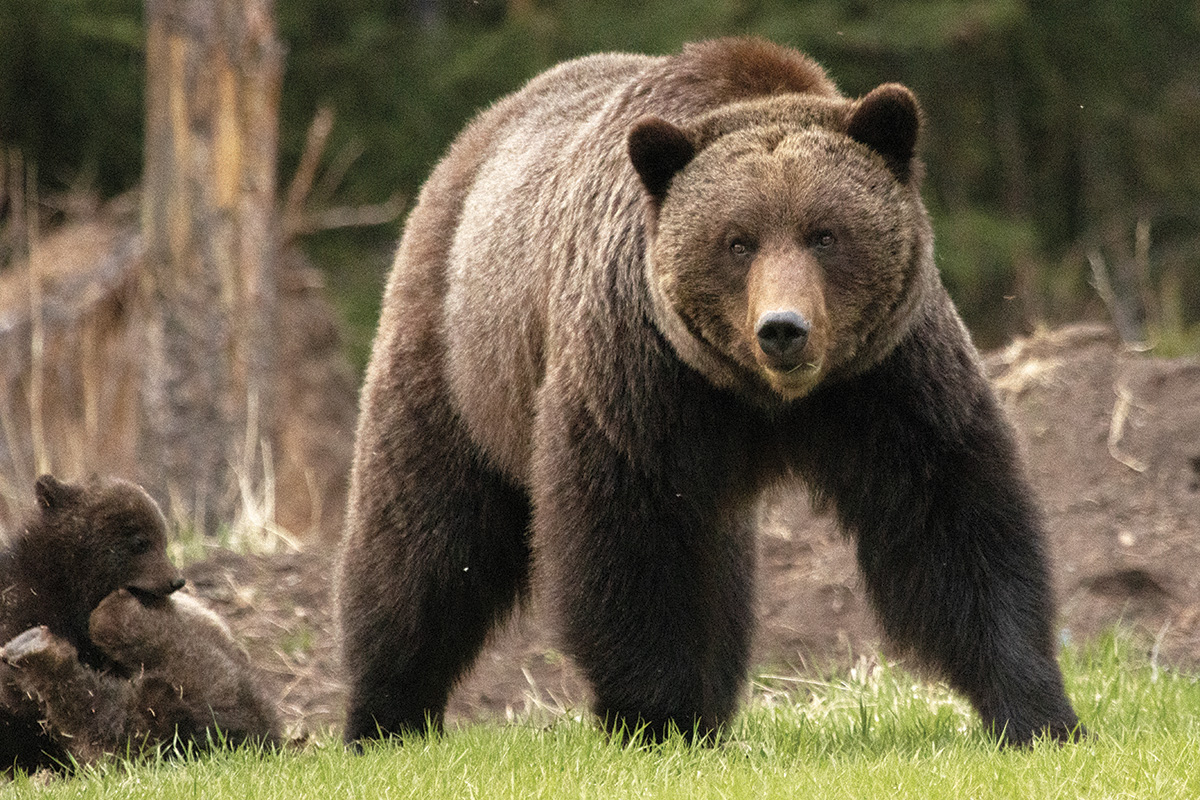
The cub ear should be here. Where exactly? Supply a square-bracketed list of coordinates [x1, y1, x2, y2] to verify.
[35, 474, 78, 511]
[847, 83, 921, 182]
[628, 116, 696, 199]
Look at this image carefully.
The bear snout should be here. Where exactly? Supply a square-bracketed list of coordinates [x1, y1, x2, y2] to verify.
[755, 310, 811, 368]
[127, 570, 187, 600]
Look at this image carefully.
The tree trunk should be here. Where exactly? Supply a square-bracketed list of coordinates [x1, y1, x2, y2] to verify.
[139, 0, 283, 533]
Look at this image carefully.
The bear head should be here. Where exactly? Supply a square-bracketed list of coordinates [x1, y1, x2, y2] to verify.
[629, 84, 936, 406]
[88, 588, 230, 670]
[32, 474, 184, 611]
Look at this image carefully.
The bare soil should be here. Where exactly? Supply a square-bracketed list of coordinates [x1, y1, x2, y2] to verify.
[184, 323, 1200, 740]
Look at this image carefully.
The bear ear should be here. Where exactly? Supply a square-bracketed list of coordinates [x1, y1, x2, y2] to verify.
[628, 116, 696, 200]
[846, 83, 921, 182]
[35, 474, 78, 511]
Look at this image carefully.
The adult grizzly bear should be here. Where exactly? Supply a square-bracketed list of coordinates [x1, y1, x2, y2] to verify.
[1, 589, 281, 766]
[336, 37, 1081, 746]
[1, 475, 184, 772]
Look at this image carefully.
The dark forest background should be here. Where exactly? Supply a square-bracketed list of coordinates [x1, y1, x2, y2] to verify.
[3, 0, 1198, 361]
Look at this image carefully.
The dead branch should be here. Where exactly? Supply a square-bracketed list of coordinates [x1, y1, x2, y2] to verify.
[1107, 379, 1148, 473]
[24, 162, 47, 475]
[283, 106, 335, 232]
[280, 107, 402, 241]
[310, 139, 365, 211]
[286, 194, 406, 237]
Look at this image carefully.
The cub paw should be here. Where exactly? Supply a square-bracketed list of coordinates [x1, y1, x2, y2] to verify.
[1, 626, 77, 669]
[89, 588, 152, 648]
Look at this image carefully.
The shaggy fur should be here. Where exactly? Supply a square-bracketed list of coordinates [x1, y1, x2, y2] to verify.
[1, 589, 280, 766]
[1, 474, 184, 773]
[335, 37, 1080, 746]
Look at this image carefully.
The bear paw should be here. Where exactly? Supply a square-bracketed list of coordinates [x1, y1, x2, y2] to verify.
[1, 625, 77, 670]
[89, 587, 153, 646]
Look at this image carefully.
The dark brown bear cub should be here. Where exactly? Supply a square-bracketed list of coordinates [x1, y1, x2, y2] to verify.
[2, 589, 281, 765]
[1, 475, 183, 772]
[336, 37, 1081, 746]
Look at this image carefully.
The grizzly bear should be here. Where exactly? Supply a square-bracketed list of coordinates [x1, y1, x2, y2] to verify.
[1, 474, 184, 772]
[336, 37, 1081, 746]
[1, 588, 281, 766]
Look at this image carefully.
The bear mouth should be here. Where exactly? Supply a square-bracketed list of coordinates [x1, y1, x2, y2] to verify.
[126, 583, 183, 604]
[759, 359, 825, 401]
[755, 345, 823, 376]
[125, 587, 160, 605]
[783, 359, 822, 374]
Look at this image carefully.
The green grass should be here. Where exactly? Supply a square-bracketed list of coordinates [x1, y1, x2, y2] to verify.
[8, 633, 1199, 799]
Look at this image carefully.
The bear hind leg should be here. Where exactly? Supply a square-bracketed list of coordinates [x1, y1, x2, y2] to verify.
[1, 626, 136, 765]
[338, 452, 532, 744]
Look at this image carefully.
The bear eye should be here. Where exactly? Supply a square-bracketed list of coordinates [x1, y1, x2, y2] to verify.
[811, 230, 836, 249]
[129, 535, 151, 556]
[728, 238, 755, 257]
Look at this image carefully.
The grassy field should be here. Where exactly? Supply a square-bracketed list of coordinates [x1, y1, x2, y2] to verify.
[8, 634, 1199, 799]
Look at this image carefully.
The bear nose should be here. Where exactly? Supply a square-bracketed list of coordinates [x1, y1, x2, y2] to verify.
[756, 310, 810, 365]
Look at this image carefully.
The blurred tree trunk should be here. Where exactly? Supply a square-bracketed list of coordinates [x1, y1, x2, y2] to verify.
[139, 0, 284, 533]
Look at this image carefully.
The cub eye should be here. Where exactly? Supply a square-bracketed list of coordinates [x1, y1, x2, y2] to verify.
[129, 535, 151, 556]
[811, 230, 836, 249]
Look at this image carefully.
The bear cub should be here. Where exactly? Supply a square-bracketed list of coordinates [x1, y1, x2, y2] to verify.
[336, 37, 1082, 747]
[2, 474, 183, 772]
[2, 588, 281, 766]
[1, 475, 277, 772]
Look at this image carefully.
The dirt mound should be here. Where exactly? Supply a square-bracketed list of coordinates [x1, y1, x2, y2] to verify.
[184, 324, 1200, 738]
[988, 325, 1200, 662]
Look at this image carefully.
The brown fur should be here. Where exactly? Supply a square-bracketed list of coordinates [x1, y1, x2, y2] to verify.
[1, 474, 184, 772]
[643, 86, 932, 403]
[337, 37, 1080, 746]
[665, 37, 838, 100]
[1, 589, 280, 767]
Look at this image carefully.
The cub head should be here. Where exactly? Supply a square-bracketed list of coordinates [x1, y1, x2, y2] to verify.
[90, 588, 238, 679]
[34, 474, 185, 610]
[629, 84, 935, 405]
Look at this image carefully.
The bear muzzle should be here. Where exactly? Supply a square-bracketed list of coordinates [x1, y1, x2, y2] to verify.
[743, 248, 829, 395]
[750, 307, 828, 400]
[755, 310, 811, 367]
[127, 566, 187, 600]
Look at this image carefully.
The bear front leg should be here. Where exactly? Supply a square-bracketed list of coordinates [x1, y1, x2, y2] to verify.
[337, 383, 533, 744]
[532, 394, 757, 742]
[2, 627, 136, 764]
[797, 317, 1081, 745]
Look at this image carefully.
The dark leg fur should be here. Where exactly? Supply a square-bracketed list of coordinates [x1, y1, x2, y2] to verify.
[532, 391, 758, 742]
[0, 712, 63, 775]
[338, 391, 532, 743]
[794, 307, 1080, 745]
